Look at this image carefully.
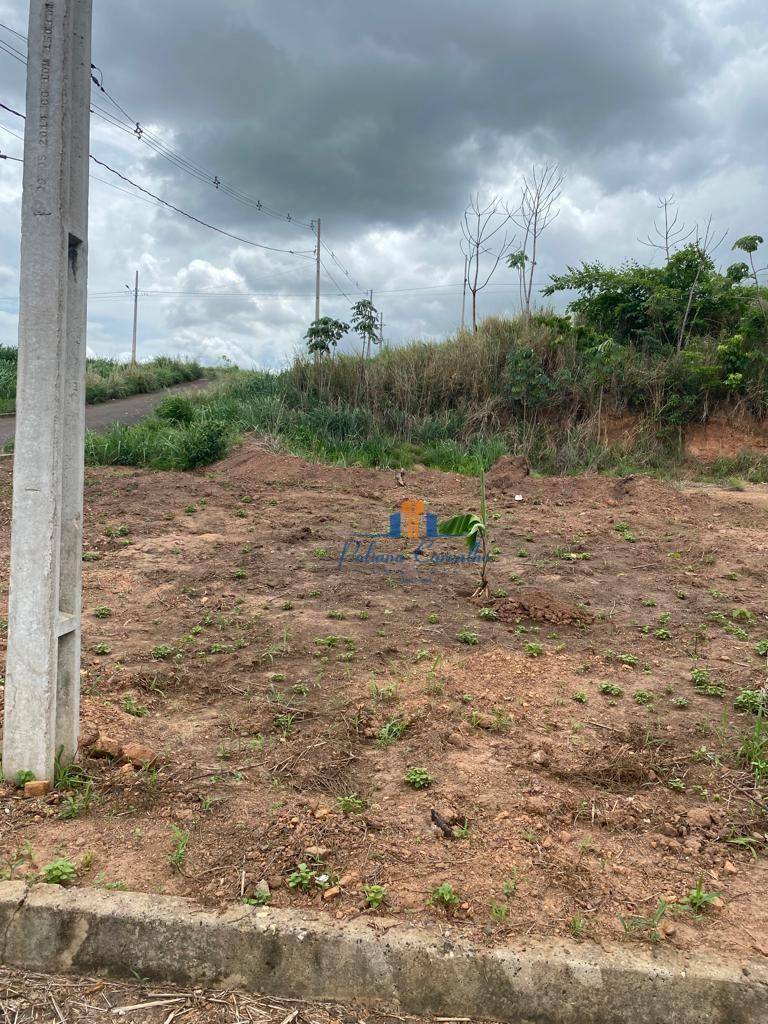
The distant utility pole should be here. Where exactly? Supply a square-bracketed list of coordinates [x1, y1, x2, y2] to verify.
[130, 270, 138, 364]
[314, 217, 321, 322]
[4, 0, 93, 781]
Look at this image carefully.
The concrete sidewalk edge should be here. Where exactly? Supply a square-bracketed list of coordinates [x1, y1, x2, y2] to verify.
[0, 883, 765, 1023]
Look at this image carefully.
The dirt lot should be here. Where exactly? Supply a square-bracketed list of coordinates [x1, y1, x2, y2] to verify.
[0, 443, 766, 961]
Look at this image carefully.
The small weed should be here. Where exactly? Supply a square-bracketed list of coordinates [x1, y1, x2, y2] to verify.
[618, 900, 669, 943]
[287, 863, 315, 891]
[680, 875, 720, 916]
[502, 872, 518, 897]
[429, 882, 460, 911]
[41, 858, 77, 886]
[377, 717, 408, 746]
[427, 613, 440, 624]
[572, 691, 588, 704]
[456, 629, 479, 645]
[600, 682, 623, 698]
[524, 641, 543, 657]
[338, 793, 366, 814]
[242, 889, 271, 907]
[93, 605, 112, 619]
[121, 696, 149, 718]
[478, 606, 499, 621]
[362, 883, 388, 910]
[313, 548, 329, 559]
[490, 901, 509, 924]
[614, 522, 636, 543]
[168, 825, 190, 871]
[404, 767, 433, 789]
[634, 689, 654, 706]
[734, 689, 766, 715]
[569, 914, 588, 938]
[732, 608, 756, 625]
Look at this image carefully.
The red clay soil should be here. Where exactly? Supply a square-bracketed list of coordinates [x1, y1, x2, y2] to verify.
[0, 442, 767, 962]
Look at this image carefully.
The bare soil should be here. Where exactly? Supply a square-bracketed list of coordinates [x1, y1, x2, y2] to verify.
[0, 442, 767, 961]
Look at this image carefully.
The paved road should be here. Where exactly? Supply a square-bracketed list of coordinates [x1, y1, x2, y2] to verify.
[0, 377, 212, 446]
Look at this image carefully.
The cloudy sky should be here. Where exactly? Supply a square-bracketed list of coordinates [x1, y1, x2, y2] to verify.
[0, 0, 766, 367]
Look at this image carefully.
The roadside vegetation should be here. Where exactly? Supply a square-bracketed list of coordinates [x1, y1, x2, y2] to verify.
[83, 304, 768, 481]
[82, 224, 768, 478]
[0, 346, 205, 415]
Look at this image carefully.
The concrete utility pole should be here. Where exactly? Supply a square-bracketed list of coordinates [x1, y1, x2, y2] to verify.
[3, 0, 93, 782]
[130, 270, 138, 365]
[314, 217, 321, 322]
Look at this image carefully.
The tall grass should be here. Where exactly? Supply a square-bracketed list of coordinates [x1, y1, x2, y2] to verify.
[82, 314, 768, 478]
[0, 348, 206, 414]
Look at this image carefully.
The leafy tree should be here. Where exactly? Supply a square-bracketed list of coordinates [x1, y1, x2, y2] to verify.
[350, 299, 380, 357]
[732, 235, 767, 322]
[544, 244, 752, 352]
[304, 317, 348, 358]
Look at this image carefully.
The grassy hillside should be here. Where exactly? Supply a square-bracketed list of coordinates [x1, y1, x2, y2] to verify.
[0, 346, 206, 415]
[82, 314, 768, 481]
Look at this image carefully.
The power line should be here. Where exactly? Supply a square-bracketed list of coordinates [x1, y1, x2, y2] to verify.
[0, 30, 368, 300]
[319, 259, 354, 304]
[0, 99, 316, 259]
[0, 21, 26, 42]
[0, 26, 316, 232]
[88, 155, 316, 257]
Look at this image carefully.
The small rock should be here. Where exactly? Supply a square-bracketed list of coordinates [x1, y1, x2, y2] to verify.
[724, 860, 738, 875]
[305, 845, 330, 859]
[121, 743, 158, 767]
[91, 734, 123, 759]
[23, 780, 52, 798]
[432, 804, 463, 827]
[472, 713, 497, 730]
[529, 750, 550, 767]
[338, 872, 359, 888]
[255, 878, 270, 898]
[686, 807, 712, 829]
[116, 763, 135, 778]
[524, 796, 548, 815]
[314, 806, 332, 819]
[78, 724, 99, 749]
[322, 886, 341, 901]
[494, 810, 510, 822]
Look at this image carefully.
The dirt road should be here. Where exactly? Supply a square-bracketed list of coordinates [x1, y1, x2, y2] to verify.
[0, 377, 212, 446]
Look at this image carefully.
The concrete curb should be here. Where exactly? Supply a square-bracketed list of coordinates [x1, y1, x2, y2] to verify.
[1, 883, 766, 1023]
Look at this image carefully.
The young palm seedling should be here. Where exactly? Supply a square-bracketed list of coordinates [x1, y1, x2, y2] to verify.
[439, 466, 491, 599]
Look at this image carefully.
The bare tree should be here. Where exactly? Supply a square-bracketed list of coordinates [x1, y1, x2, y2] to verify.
[677, 216, 728, 351]
[460, 194, 516, 332]
[638, 194, 695, 262]
[508, 163, 564, 318]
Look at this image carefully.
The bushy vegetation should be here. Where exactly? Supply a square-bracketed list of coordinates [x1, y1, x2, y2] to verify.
[82, 310, 768, 479]
[82, 233, 768, 479]
[0, 347, 205, 414]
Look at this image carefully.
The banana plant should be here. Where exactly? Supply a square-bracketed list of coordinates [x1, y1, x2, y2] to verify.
[438, 467, 489, 598]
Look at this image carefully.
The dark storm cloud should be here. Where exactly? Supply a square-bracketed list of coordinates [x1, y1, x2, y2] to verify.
[88, 0, 723, 236]
[1, 0, 767, 366]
